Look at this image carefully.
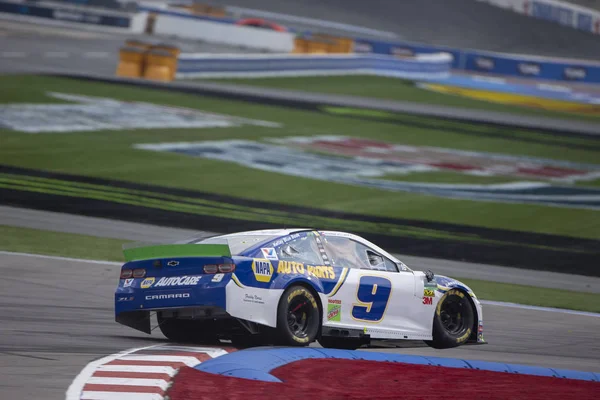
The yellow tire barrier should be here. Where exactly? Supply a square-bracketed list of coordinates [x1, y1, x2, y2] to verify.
[116, 42, 180, 82]
[116, 47, 146, 79]
[143, 50, 176, 82]
[292, 35, 355, 54]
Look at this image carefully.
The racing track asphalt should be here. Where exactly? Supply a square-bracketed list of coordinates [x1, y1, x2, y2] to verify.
[0, 251, 599, 400]
[3, 205, 600, 293]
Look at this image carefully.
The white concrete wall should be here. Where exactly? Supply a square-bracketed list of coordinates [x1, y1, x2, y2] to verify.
[154, 14, 296, 53]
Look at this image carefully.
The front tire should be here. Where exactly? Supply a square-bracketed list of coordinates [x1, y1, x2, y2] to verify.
[276, 285, 321, 346]
[425, 289, 474, 349]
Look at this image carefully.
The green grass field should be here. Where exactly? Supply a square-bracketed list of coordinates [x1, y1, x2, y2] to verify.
[0, 75, 599, 241]
[1, 225, 597, 312]
[205, 75, 600, 122]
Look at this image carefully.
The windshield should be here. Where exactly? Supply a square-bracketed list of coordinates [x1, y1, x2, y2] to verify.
[194, 234, 278, 255]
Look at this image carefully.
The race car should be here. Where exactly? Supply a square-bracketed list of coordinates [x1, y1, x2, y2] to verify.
[115, 229, 485, 349]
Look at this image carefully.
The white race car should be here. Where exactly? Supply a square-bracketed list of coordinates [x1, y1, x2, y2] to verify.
[115, 229, 485, 349]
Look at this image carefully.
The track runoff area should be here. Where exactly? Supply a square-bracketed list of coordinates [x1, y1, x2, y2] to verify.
[2, 248, 598, 400]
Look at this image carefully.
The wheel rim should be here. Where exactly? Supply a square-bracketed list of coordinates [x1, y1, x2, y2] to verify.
[439, 295, 469, 335]
[287, 296, 311, 338]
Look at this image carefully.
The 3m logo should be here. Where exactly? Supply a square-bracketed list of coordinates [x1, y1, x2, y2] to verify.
[252, 259, 273, 283]
[423, 297, 433, 305]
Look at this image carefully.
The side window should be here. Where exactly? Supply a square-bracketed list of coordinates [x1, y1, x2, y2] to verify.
[275, 235, 322, 265]
[323, 236, 398, 272]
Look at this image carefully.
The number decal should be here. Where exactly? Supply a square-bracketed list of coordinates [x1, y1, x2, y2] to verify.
[351, 275, 392, 322]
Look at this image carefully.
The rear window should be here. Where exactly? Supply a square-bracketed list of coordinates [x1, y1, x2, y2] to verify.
[194, 234, 277, 255]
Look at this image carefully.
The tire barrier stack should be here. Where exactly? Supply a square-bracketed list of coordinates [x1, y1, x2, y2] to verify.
[116, 40, 180, 82]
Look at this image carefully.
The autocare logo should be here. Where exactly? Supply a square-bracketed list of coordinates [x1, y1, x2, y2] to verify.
[252, 259, 273, 283]
[154, 276, 201, 287]
[145, 293, 191, 300]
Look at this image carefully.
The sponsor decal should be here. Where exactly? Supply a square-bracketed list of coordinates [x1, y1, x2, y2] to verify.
[474, 57, 495, 71]
[271, 233, 301, 248]
[424, 280, 437, 288]
[134, 136, 600, 209]
[0, 92, 280, 134]
[211, 273, 224, 283]
[517, 62, 541, 76]
[327, 299, 341, 322]
[422, 297, 433, 305]
[153, 276, 201, 287]
[117, 296, 134, 302]
[123, 278, 134, 288]
[140, 277, 155, 289]
[478, 320, 484, 332]
[391, 47, 414, 57]
[563, 67, 586, 80]
[145, 293, 191, 300]
[243, 293, 265, 305]
[167, 260, 179, 267]
[277, 260, 336, 279]
[252, 259, 274, 283]
[261, 247, 279, 260]
[423, 288, 435, 297]
[478, 332, 485, 342]
[353, 41, 373, 53]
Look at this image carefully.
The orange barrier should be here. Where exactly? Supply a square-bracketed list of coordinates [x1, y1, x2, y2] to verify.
[292, 35, 354, 54]
[116, 42, 180, 82]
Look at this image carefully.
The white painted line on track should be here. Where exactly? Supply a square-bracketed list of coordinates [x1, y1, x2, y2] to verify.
[0, 251, 121, 266]
[481, 300, 600, 318]
[119, 355, 202, 367]
[66, 345, 162, 400]
[1, 51, 26, 58]
[83, 52, 109, 58]
[45, 51, 69, 58]
[97, 365, 177, 375]
[81, 392, 164, 400]
[86, 377, 169, 390]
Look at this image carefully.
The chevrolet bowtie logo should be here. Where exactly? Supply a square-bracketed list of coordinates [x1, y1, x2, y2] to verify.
[167, 261, 179, 267]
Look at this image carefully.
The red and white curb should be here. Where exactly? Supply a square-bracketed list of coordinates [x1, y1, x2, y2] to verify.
[66, 345, 234, 400]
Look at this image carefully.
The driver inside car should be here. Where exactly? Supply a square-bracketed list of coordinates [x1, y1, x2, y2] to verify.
[323, 236, 370, 269]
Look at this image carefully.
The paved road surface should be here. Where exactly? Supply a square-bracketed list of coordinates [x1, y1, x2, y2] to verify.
[0, 252, 598, 400]
[2, 205, 600, 293]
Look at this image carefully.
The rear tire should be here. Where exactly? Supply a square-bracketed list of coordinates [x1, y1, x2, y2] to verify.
[424, 289, 474, 349]
[318, 336, 364, 350]
[276, 285, 321, 346]
[157, 313, 219, 344]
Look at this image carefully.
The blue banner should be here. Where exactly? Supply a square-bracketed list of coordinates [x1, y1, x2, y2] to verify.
[0, 1, 131, 28]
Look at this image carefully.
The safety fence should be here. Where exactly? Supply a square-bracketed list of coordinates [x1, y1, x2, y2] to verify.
[477, 0, 600, 34]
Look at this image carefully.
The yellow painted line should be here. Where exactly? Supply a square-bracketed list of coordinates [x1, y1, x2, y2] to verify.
[422, 84, 600, 115]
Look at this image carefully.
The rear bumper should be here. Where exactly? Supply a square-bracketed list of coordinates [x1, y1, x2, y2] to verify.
[114, 278, 229, 333]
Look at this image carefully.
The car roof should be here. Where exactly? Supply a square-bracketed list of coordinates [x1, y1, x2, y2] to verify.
[216, 228, 312, 238]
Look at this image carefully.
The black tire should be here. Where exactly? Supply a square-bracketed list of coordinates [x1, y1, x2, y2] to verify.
[276, 285, 321, 346]
[425, 289, 475, 349]
[157, 313, 218, 344]
[318, 336, 364, 350]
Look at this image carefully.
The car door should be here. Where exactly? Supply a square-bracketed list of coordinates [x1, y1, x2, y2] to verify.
[321, 235, 427, 339]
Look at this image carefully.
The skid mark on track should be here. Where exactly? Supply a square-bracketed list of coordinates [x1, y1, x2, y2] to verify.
[66, 345, 234, 400]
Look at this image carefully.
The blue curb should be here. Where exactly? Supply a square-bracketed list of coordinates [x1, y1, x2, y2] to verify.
[196, 347, 600, 382]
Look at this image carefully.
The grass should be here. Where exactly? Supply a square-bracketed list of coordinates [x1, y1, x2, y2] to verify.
[0, 225, 128, 261]
[1, 225, 597, 312]
[205, 75, 600, 122]
[0, 75, 599, 240]
[459, 278, 600, 313]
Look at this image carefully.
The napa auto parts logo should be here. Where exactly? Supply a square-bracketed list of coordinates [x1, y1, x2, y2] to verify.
[0, 92, 280, 133]
[134, 136, 600, 209]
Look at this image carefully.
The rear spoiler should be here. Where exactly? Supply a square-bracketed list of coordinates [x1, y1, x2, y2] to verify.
[123, 243, 232, 262]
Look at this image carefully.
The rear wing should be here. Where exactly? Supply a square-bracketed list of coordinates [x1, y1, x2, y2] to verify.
[123, 243, 232, 262]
